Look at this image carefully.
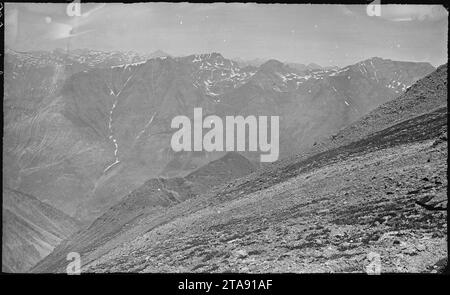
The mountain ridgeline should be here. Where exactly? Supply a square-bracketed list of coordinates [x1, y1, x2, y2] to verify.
[33, 63, 447, 273]
[32, 152, 255, 272]
[3, 48, 436, 225]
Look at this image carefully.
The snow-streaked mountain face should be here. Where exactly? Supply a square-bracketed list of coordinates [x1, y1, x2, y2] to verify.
[6, 48, 149, 71]
[178, 53, 257, 97]
[232, 57, 269, 68]
[3, 49, 436, 222]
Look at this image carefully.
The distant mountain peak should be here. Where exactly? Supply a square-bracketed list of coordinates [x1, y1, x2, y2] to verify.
[210, 52, 224, 58]
[358, 56, 433, 68]
[148, 50, 170, 58]
[191, 52, 224, 59]
[306, 62, 322, 70]
[259, 59, 288, 73]
[232, 57, 268, 67]
[261, 59, 284, 67]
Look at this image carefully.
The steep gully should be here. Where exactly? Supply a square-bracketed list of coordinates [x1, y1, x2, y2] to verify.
[102, 67, 158, 174]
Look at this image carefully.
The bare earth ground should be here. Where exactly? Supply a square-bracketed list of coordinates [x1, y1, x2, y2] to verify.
[82, 108, 447, 273]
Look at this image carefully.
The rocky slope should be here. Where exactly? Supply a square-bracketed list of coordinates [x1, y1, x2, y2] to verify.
[32, 152, 255, 272]
[2, 188, 80, 273]
[83, 107, 447, 273]
[32, 64, 446, 273]
[312, 63, 448, 154]
[3, 48, 435, 224]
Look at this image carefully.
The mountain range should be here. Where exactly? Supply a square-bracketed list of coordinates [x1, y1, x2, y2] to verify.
[32, 63, 447, 273]
[3, 48, 436, 227]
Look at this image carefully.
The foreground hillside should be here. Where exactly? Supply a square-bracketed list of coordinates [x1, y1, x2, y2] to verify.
[2, 188, 80, 272]
[33, 65, 447, 273]
[32, 152, 255, 272]
[35, 107, 447, 273]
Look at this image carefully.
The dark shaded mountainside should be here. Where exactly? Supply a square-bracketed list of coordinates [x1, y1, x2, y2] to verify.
[2, 188, 80, 272]
[33, 64, 447, 273]
[3, 48, 435, 224]
[32, 152, 255, 272]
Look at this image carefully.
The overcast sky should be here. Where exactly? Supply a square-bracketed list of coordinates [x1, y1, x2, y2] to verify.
[5, 3, 448, 67]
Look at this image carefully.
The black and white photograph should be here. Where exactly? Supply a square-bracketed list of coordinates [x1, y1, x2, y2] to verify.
[1, 1, 448, 279]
